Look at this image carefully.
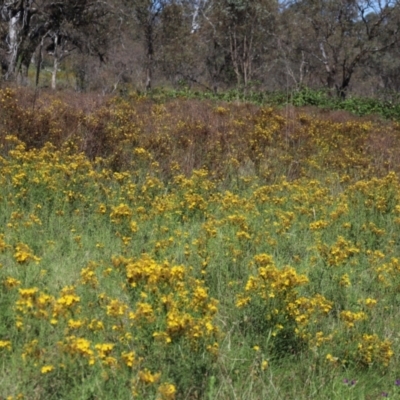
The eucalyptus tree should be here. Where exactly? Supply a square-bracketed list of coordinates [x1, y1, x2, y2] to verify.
[122, 0, 169, 90]
[42, 1, 111, 90]
[0, 0, 42, 82]
[202, 0, 278, 90]
[285, 0, 400, 98]
[0, 0, 110, 86]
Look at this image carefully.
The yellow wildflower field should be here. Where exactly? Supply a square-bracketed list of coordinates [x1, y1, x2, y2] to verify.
[1, 89, 400, 399]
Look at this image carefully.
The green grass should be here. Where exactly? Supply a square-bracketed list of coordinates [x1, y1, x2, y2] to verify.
[140, 86, 400, 120]
[1, 92, 400, 399]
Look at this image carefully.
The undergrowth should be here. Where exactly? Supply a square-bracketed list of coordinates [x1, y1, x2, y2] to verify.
[1, 88, 400, 399]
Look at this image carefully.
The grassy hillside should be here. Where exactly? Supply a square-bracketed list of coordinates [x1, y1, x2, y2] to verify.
[1, 88, 400, 399]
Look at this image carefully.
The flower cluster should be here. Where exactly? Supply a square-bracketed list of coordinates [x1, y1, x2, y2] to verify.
[1, 91, 400, 398]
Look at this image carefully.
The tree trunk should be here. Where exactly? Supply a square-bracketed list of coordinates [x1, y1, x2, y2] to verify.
[229, 29, 242, 86]
[52, 56, 58, 90]
[6, 14, 20, 80]
[336, 73, 351, 99]
[51, 35, 59, 90]
[17, 64, 28, 85]
[35, 35, 46, 87]
[145, 26, 154, 91]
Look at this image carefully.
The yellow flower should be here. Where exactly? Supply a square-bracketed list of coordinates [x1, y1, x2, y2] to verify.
[139, 369, 161, 384]
[95, 343, 114, 359]
[98, 204, 107, 214]
[56, 294, 80, 308]
[153, 331, 172, 344]
[261, 360, 268, 371]
[18, 287, 39, 298]
[365, 298, 377, 308]
[106, 299, 128, 317]
[326, 353, 338, 363]
[88, 319, 104, 331]
[41, 365, 54, 374]
[309, 220, 329, 230]
[158, 383, 176, 400]
[206, 342, 219, 356]
[110, 203, 133, 223]
[0, 340, 12, 351]
[14, 243, 41, 264]
[339, 274, 351, 287]
[68, 319, 85, 330]
[63, 336, 94, 360]
[130, 221, 138, 233]
[121, 351, 135, 367]
[340, 310, 366, 328]
[80, 267, 98, 287]
[3, 277, 21, 289]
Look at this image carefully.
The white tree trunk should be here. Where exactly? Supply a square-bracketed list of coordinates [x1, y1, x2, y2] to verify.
[52, 57, 58, 90]
[51, 35, 59, 90]
[6, 13, 20, 80]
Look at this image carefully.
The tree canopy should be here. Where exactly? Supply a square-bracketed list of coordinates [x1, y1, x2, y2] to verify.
[1, 0, 400, 97]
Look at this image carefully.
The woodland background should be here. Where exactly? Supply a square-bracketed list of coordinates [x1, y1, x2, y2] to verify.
[2, 0, 400, 99]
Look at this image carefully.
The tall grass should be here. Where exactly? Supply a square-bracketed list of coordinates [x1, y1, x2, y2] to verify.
[1, 88, 400, 399]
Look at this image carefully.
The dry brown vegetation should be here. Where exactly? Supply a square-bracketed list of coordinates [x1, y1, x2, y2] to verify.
[1, 88, 400, 184]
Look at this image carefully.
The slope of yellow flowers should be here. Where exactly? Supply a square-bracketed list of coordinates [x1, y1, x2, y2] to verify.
[1, 88, 400, 399]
